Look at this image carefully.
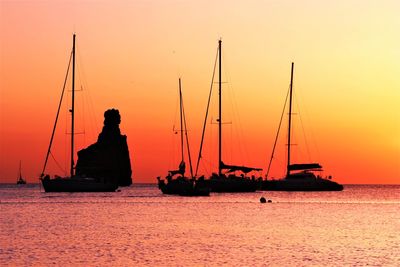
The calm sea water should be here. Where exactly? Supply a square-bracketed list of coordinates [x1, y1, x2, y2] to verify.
[1, 184, 399, 266]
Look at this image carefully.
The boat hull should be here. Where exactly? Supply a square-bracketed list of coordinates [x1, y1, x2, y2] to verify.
[158, 178, 210, 196]
[178, 186, 210, 196]
[41, 177, 118, 192]
[205, 175, 258, 193]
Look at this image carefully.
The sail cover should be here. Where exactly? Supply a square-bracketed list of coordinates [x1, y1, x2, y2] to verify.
[288, 163, 322, 171]
[220, 161, 262, 174]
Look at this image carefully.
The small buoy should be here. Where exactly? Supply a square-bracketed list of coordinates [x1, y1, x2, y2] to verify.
[117, 189, 121, 192]
[268, 199, 272, 203]
[260, 197, 266, 203]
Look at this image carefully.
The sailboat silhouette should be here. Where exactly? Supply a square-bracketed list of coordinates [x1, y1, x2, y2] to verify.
[17, 161, 26, 185]
[40, 34, 118, 192]
[261, 62, 343, 191]
[157, 78, 210, 196]
[196, 40, 262, 192]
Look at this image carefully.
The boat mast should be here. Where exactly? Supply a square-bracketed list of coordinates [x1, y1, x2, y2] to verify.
[287, 62, 294, 177]
[180, 82, 194, 178]
[19, 160, 22, 180]
[70, 34, 76, 177]
[179, 78, 184, 165]
[194, 47, 218, 177]
[218, 39, 222, 176]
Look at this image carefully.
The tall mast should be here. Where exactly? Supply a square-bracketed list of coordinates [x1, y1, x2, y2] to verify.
[70, 34, 76, 177]
[181, 86, 194, 178]
[179, 78, 184, 163]
[218, 39, 222, 176]
[19, 160, 22, 180]
[287, 62, 294, 177]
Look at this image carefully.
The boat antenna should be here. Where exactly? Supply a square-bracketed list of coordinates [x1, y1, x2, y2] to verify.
[70, 33, 76, 177]
[287, 62, 294, 178]
[218, 39, 222, 176]
[194, 44, 219, 177]
[40, 44, 73, 177]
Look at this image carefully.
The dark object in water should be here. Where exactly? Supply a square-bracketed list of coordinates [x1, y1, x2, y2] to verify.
[260, 197, 266, 203]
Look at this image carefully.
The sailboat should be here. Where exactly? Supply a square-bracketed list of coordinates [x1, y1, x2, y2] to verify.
[40, 34, 118, 192]
[17, 161, 26, 185]
[157, 78, 210, 196]
[196, 40, 262, 192]
[261, 62, 343, 191]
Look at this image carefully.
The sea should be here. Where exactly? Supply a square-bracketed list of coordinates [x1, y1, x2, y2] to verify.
[0, 184, 399, 266]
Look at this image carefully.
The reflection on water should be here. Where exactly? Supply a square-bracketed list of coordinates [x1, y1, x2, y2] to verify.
[1, 184, 399, 266]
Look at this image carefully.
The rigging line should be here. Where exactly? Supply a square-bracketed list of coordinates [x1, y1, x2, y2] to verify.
[181, 90, 194, 178]
[296, 88, 321, 162]
[294, 91, 312, 162]
[49, 151, 66, 175]
[230, 123, 233, 163]
[194, 45, 219, 177]
[78, 80, 85, 147]
[200, 157, 213, 177]
[169, 121, 176, 170]
[179, 79, 184, 163]
[41, 51, 73, 177]
[169, 84, 180, 169]
[172, 86, 179, 134]
[78, 49, 97, 143]
[223, 52, 249, 163]
[82, 86, 86, 146]
[77, 44, 98, 145]
[64, 126, 68, 176]
[76, 48, 88, 146]
[223, 53, 236, 160]
[266, 85, 290, 179]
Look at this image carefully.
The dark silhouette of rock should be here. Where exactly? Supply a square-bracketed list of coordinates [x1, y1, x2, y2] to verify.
[75, 109, 132, 186]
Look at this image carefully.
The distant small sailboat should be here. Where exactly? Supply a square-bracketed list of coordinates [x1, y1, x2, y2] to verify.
[40, 34, 118, 192]
[261, 62, 343, 191]
[157, 78, 210, 196]
[17, 161, 26, 185]
[196, 40, 261, 192]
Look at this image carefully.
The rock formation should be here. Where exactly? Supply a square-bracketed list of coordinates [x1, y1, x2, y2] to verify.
[75, 109, 132, 186]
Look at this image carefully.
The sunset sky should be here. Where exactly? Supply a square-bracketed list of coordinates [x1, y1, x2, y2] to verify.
[1, 0, 399, 184]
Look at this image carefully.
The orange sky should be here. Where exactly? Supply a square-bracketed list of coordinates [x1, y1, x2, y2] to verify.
[1, 0, 399, 184]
